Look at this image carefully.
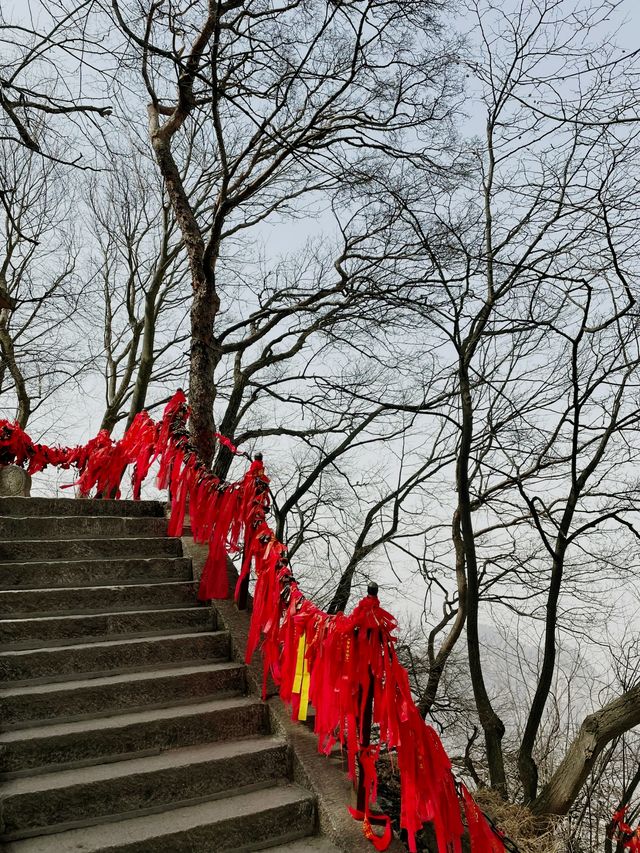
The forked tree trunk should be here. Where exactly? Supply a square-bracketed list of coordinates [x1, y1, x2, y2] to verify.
[150, 121, 221, 466]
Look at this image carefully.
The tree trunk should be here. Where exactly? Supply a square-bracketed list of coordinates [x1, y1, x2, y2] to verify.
[189, 275, 220, 465]
[532, 684, 640, 816]
[149, 121, 221, 465]
[327, 559, 359, 614]
[518, 538, 569, 802]
[419, 509, 467, 716]
[0, 309, 31, 428]
[458, 367, 507, 795]
[100, 408, 120, 433]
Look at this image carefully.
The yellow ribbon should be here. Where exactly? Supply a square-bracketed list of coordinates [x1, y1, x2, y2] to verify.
[292, 634, 310, 721]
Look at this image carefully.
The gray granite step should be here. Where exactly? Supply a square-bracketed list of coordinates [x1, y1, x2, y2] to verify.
[0, 606, 214, 650]
[267, 840, 343, 852]
[0, 498, 334, 853]
[0, 556, 193, 590]
[0, 696, 269, 776]
[0, 497, 164, 517]
[0, 515, 168, 542]
[0, 630, 230, 684]
[0, 580, 197, 616]
[0, 661, 246, 729]
[3, 784, 316, 852]
[0, 736, 289, 840]
[0, 536, 182, 563]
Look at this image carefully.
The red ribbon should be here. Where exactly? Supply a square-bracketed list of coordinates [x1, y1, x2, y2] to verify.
[0, 393, 508, 853]
[611, 807, 640, 852]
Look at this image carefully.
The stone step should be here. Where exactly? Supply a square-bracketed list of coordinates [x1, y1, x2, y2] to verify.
[0, 631, 230, 684]
[0, 607, 214, 650]
[0, 696, 269, 776]
[0, 497, 164, 518]
[268, 840, 343, 852]
[0, 537, 182, 563]
[1, 736, 288, 840]
[0, 661, 246, 730]
[0, 516, 168, 541]
[3, 784, 315, 852]
[0, 556, 193, 590]
[0, 580, 197, 617]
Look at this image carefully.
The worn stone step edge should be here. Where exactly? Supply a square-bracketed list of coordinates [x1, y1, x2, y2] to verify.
[0, 661, 246, 730]
[0, 537, 182, 563]
[3, 783, 316, 853]
[0, 557, 193, 590]
[1, 736, 289, 841]
[265, 840, 343, 853]
[0, 631, 230, 685]
[0, 580, 197, 617]
[0, 516, 168, 541]
[0, 607, 214, 651]
[0, 696, 269, 777]
[0, 497, 165, 517]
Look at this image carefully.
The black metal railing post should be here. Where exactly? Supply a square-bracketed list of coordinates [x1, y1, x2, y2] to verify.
[356, 580, 378, 813]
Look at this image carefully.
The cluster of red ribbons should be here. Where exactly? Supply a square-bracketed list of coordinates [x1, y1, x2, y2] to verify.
[239, 455, 504, 853]
[0, 392, 505, 853]
[611, 808, 640, 851]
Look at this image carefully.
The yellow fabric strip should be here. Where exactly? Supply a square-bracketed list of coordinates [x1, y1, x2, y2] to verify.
[298, 659, 310, 721]
[292, 635, 306, 694]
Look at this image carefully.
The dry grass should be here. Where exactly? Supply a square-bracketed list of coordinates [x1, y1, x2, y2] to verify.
[474, 789, 565, 853]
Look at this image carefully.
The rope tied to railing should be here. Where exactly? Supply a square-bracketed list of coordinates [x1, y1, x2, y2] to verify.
[0, 390, 508, 853]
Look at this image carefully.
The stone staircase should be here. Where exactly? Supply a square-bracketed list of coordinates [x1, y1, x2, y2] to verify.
[0, 497, 341, 853]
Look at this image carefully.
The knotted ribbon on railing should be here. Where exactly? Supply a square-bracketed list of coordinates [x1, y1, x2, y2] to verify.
[0, 392, 506, 853]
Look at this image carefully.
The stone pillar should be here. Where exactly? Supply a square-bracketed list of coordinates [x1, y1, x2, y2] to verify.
[0, 464, 32, 497]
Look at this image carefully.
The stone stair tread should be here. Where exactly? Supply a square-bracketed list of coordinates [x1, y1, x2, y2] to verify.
[0, 555, 185, 567]
[0, 557, 192, 589]
[0, 497, 164, 517]
[0, 695, 263, 745]
[0, 584, 201, 618]
[0, 659, 245, 731]
[0, 630, 220, 659]
[0, 536, 178, 548]
[0, 606, 209, 646]
[0, 515, 167, 526]
[1, 736, 285, 796]
[1, 579, 193, 591]
[0, 659, 242, 699]
[4, 784, 314, 853]
[0, 497, 334, 853]
[265, 840, 343, 852]
[0, 538, 182, 564]
[2, 514, 159, 519]
[1, 605, 203, 622]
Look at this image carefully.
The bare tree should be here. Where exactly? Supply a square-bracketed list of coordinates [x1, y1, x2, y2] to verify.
[334, 0, 640, 827]
[106, 0, 459, 463]
[86, 145, 191, 431]
[0, 142, 87, 426]
[0, 1, 112, 164]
